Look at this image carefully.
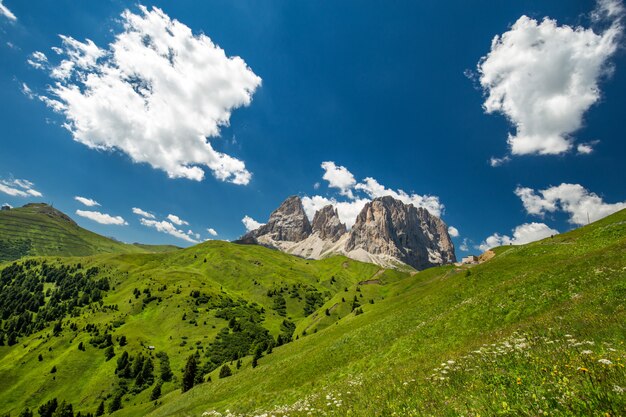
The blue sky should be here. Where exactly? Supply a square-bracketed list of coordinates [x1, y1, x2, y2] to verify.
[0, 0, 625, 255]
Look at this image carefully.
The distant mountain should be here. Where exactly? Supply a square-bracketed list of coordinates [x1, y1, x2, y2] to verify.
[238, 195, 456, 269]
[0, 203, 178, 261]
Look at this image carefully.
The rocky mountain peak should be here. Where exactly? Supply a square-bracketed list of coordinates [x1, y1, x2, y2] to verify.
[345, 196, 455, 270]
[311, 205, 347, 242]
[244, 196, 312, 242]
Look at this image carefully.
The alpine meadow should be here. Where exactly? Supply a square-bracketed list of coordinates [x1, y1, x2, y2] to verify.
[1, 1, 625, 417]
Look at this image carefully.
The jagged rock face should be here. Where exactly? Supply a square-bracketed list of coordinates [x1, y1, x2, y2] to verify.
[244, 196, 311, 242]
[311, 205, 347, 242]
[345, 196, 456, 270]
[237, 195, 455, 270]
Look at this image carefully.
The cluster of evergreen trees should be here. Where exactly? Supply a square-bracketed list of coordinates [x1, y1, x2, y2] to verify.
[0, 261, 110, 346]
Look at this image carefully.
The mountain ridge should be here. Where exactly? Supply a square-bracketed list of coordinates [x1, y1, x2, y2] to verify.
[239, 195, 456, 270]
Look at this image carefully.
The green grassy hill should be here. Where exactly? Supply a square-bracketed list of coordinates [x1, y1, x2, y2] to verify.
[0, 209, 624, 417]
[0, 203, 178, 261]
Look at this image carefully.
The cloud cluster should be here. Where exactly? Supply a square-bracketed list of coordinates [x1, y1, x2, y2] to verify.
[241, 162, 448, 232]
[74, 196, 100, 207]
[478, 222, 558, 251]
[515, 183, 626, 225]
[75, 209, 127, 225]
[34, 5, 261, 184]
[133, 208, 198, 243]
[0, 178, 43, 197]
[0, 0, 16, 21]
[167, 214, 188, 226]
[132, 207, 154, 219]
[477, 0, 623, 156]
[300, 162, 445, 229]
[207, 228, 218, 237]
[242, 215, 264, 232]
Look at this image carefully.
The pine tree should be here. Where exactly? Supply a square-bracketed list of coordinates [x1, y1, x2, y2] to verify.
[104, 346, 115, 361]
[108, 394, 122, 413]
[18, 408, 33, 417]
[95, 401, 104, 417]
[150, 381, 162, 401]
[219, 364, 232, 378]
[51, 400, 73, 417]
[182, 354, 197, 392]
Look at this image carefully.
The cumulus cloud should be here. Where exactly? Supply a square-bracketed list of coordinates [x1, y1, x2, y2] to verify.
[355, 177, 443, 217]
[302, 195, 369, 229]
[242, 215, 264, 232]
[21, 83, 35, 99]
[34, 5, 260, 184]
[140, 218, 198, 243]
[0, 178, 43, 197]
[27, 51, 48, 69]
[477, 0, 622, 155]
[321, 161, 357, 198]
[448, 226, 459, 237]
[0, 0, 16, 21]
[132, 207, 155, 219]
[298, 161, 446, 230]
[74, 196, 100, 207]
[459, 238, 470, 252]
[167, 214, 188, 226]
[478, 222, 559, 251]
[207, 228, 218, 236]
[75, 209, 127, 225]
[515, 183, 626, 225]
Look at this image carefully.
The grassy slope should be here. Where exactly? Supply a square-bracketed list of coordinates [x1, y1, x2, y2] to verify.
[142, 209, 626, 417]
[0, 242, 389, 416]
[0, 210, 624, 416]
[0, 204, 178, 260]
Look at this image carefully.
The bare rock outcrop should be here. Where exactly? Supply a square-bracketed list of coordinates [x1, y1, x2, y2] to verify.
[345, 196, 455, 270]
[311, 205, 347, 242]
[237, 195, 456, 270]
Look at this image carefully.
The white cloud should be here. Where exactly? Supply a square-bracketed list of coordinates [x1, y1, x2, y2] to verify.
[478, 222, 558, 251]
[27, 51, 48, 69]
[132, 207, 155, 219]
[321, 161, 357, 198]
[75, 209, 127, 226]
[448, 226, 459, 237]
[459, 238, 470, 252]
[300, 161, 446, 230]
[0, 178, 43, 197]
[34, 6, 260, 184]
[302, 195, 369, 229]
[167, 214, 188, 226]
[0, 0, 16, 21]
[489, 155, 511, 167]
[355, 177, 444, 217]
[515, 183, 626, 225]
[140, 218, 197, 243]
[576, 142, 596, 154]
[207, 227, 218, 236]
[21, 83, 35, 99]
[477, 0, 622, 155]
[74, 196, 100, 207]
[242, 215, 264, 232]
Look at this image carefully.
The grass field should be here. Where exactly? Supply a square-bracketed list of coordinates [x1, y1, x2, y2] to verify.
[0, 203, 179, 261]
[0, 209, 624, 417]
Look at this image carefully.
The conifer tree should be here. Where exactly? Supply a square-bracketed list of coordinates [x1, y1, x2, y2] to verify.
[182, 354, 197, 392]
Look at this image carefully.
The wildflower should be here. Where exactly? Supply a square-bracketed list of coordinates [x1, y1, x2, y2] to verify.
[581, 350, 593, 355]
[613, 385, 624, 394]
[598, 359, 613, 365]
[578, 367, 588, 372]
